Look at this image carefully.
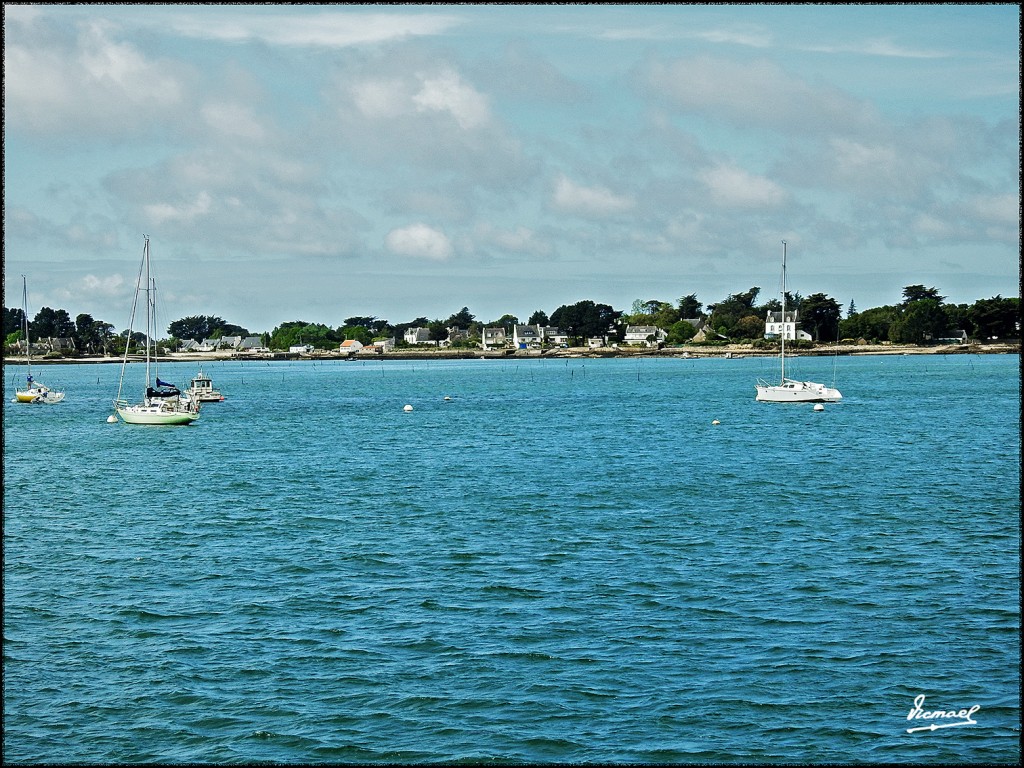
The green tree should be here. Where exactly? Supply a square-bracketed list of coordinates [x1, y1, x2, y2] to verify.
[168, 315, 231, 341]
[550, 300, 621, 343]
[967, 295, 1019, 339]
[626, 299, 678, 328]
[527, 310, 549, 326]
[340, 325, 373, 345]
[74, 313, 98, 353]
[428, 320, 448, 343]
[901, 285, 944, 305]
[489, 314, 519, 330]
[268, 320, 336, 350]
[32, 307, 75, 339]
[4, 307, 25, 338]
[943, 303, 971, 337]
[840, 306, 897, 341]
[733, 315, 765, 339]
[93, 320, 117, 355]
[707, 288, 760, 338]
[677, 294, 702, 319]
[344, 316, 390, 334]
[799, 293, 843, 342]
[889, 299, 948, 343]
[666, 319, 699, 343]
[445, 307, 476, 328]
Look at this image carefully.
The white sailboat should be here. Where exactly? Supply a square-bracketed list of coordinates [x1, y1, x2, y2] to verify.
[13, 276, 65, 404]
[112, 236, 200, 425]
[755, 241, 842, 403]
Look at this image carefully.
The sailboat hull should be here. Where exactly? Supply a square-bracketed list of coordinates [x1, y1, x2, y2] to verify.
[15, 386, 65, 404]
[115, 403, 199, 425]
[755, 379, 842, 403]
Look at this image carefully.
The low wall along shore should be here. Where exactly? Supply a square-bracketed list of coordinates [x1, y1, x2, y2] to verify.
[9, 341, 1020, 365]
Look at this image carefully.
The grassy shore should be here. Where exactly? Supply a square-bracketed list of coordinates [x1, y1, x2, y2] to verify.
[7, 340, 1019, 365]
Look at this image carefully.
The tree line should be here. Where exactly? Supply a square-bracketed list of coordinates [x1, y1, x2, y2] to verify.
[3, 285, 1018, 355]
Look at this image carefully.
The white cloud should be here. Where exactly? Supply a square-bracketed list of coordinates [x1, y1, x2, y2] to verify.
[165, 11, 463, 47]
[56, 273, 125, 303]
[473, 223, 551, 257]
[200, 102, 267, 142]
[699, 165, 788, 209]
[4, 18, 185, 136]
[385, 224, 453, 260]
[345, 68, 489, 130]
[971, 193, 1020, 226]
[145, 191, 213, 225]
[413, 69, 490, 130]
[640, 55, 875, 136]
[351, 78, 411, 119]
[552, 175, 634, 217]
[804, 37, 950, 59]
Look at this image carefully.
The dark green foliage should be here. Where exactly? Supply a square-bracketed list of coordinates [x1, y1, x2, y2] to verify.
[967, 295, 1019, 339]
[31, 307, 75, 338]
[550, 300, 621, 343]
[799, 293, 843, 342]
[167, 315, 248, 341]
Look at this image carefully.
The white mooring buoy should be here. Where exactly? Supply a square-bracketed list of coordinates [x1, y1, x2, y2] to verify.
[106, 414, 118, 423]
[712, 419, 720, 425]
[403, 404, 414, 412]
[813, 404, 825, 412]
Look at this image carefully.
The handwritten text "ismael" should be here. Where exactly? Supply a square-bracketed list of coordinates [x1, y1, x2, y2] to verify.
[906, 694, 981, 733]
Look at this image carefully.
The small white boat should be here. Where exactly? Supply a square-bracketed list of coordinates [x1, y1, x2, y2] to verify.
[13, 276, 65, 404]
[187, 369, 224, 402]
[112, 237, 200, 425]
[756, 241, 842, 403]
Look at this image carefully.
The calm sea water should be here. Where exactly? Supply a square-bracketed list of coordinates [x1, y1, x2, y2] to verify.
[3, 353, 1020, 764]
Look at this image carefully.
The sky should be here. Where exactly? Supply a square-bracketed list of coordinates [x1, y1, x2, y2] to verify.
[3, 3, 1020, 334]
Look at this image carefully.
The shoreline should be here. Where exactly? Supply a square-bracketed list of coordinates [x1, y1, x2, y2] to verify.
[5, 341, 1019, 365]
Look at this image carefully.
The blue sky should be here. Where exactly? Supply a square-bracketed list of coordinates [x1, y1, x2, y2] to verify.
[3, 4, 1019, 333]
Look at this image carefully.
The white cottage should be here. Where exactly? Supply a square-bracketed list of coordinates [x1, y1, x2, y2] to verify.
[623, 325, 667, 346]
[764, 310, 811, 341]
[404, 327, 433, 345]
[481, 327, 507, 349]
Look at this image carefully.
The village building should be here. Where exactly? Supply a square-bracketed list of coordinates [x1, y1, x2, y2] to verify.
[764, 310, 812, 341]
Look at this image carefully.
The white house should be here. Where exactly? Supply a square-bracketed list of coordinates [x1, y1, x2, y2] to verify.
[623, 325, 667, 346]
[481, 327, 507, 349]
[339, 339, 363, 354]
[445, 327, 470, 347]
[512, 324, 567, 349]
[764, 310, 811, 341]
[238, 336, 267, 353]
[404, 327, 433, 345]
[543, 327, 568, 347]
[512, 324, 541, 348]
[289, 344, 314, 354]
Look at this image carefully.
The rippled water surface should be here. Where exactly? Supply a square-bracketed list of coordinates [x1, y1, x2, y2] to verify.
[4, 354, 1020, 763]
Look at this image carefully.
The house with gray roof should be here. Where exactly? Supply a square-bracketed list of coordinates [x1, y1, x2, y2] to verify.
[623, 325, 667, 346]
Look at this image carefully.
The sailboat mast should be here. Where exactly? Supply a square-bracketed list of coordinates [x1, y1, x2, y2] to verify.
[144, 236, 152, 389]
[21, 275, 32, 377]
[780, 240, 786, 383]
